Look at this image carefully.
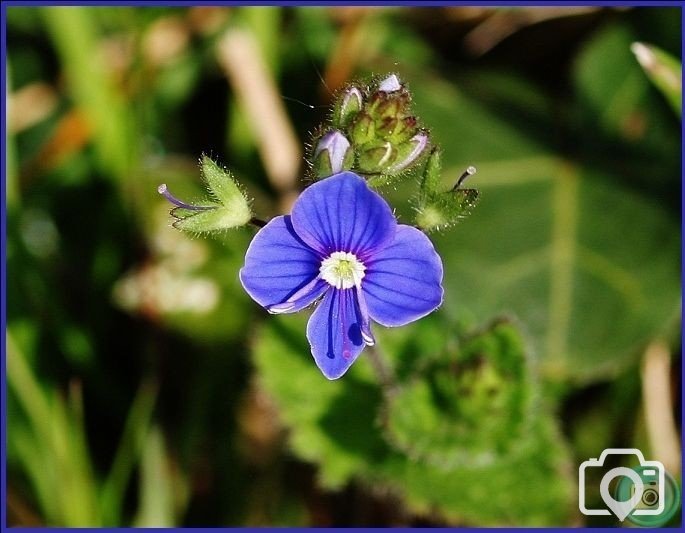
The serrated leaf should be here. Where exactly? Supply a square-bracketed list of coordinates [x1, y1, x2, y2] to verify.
[383, 320, 536, 469]
[253, 315, 575, 525]
[378, 414, 576, 526]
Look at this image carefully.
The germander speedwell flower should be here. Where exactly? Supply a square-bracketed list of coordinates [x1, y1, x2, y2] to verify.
[240, 172, 443, 379]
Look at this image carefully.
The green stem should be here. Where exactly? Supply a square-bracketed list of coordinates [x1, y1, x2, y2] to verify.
[366, 344, 397, 395]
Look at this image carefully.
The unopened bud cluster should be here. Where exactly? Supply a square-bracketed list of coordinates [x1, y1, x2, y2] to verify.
[312, 74, 430, 184]
[160, 74, 479, 235]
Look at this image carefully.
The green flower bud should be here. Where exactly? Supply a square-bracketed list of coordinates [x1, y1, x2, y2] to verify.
[375, 91, 409, 121]
[332, 86, 363, 128]
[365, 89, 410, 123]
[357, 140, 397, 174]
[362, 133, 428, 186]
[387, 132, 429, 173]
[349, 112, 376, 145]
[376, 117, 399, 138]
[390, 116, 419, 143]
[312, 130, 354, 178]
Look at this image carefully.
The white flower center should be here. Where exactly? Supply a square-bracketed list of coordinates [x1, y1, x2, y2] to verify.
[319, 251, 366, 290]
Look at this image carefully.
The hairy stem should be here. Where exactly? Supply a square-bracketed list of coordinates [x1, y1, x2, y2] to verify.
[366, 344, 397, 395]
[249, 217, 267, 228]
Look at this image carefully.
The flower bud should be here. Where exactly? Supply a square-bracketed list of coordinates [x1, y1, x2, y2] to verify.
[375, 91, 409, 121]
[392, 116, 419, 143]
[357, 140, 397, 174]
[332, 86, 363, 128]
[313, 130, 353, 178]
[376, 117, 399, 138]
[349, 112, 376, 145]
[387, 132, 429, 173]
[378, 74, 402, 93]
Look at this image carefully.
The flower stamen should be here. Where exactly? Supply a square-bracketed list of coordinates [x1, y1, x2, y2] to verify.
[158, 184, 215, 211]
[319, 251, 366, 290]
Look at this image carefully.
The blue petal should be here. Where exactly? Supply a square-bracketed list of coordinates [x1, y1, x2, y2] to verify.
[306, 288, 366, 380]
[363, 225, 444, 327]
[240, 216, 327, 312]
[291, 172, 396, 258]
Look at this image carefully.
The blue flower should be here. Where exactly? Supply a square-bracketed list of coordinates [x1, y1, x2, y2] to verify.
[240, 172, 444, 379]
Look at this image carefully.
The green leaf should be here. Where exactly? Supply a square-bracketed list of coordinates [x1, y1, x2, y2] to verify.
[162, 156, 253, 234]
[572, 22, 680, 181]
[254, 315, 575, 525]
[415, 188, 480, 232]
[101, 382, 158, 525]
[383, 320, 537, 468]
[431, 160, 679, 384]
[133, 427, 179, 527]
[41, 7, 137, 183]
[200, 155, 249, 212]
[378, 414, 575, 526]
[7, 329, 102, 525]
[574, 24, 649, 136]
[631, 42, 682, 115]
[400, 71, 680, 384]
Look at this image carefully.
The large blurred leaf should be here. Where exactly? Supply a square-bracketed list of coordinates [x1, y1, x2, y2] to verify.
[254, 315, 576, 526]
[400, 69, 680, 385]
[631, 42, 682, 115]
[572, 23, 680, 193]
[575, 24, 650, 136]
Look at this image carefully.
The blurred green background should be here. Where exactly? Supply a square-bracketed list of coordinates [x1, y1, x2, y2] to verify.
[5, 5, 681, 527]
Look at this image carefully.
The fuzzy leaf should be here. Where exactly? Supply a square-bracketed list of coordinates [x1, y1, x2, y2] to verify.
[254, 314, 575, 525]
[171, 205, 249, 234]
[415, 188, 480, 232]
[160, 156, 252, 234]
[200, 156, 252, 223]
[383, 320, 536, 468]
